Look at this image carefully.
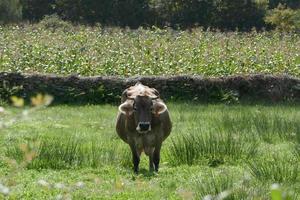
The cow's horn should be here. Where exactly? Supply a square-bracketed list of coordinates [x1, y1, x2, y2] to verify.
[151, 96, 159, 100]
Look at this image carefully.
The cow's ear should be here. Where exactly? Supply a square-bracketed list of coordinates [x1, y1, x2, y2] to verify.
[152, 102, 167, 116]
[119, 102, 134, 116]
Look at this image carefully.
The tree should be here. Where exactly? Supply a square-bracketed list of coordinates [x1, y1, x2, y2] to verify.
[149, 0, 266, 30]
[150, 0, 216, 28]
[265, 4, 300, 32]
[0, 0, 22, 24]
[268, 0, 300, 9]
[21, 0, 55, 21]
[54, 0, 152, 27]
[213, 0, 266, 30]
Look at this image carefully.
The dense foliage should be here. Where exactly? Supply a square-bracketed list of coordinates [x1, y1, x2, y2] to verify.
[265, 4, 300, 31]
[0, 24, 299, 77]
[0, 0, 298, 29]
[0, 0, 22, 24]
[268, 0, 300, 9]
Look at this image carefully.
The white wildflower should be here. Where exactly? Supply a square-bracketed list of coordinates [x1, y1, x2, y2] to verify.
[22, 110, 29, 116]
[0, 107, 5, 113]
[0, 183, 10, 195]
[75, 181, 85, 188]
[54, 183, 65, 189]
[216, 190, 231, 200]
[203, 195, 213, 200]
[37, 179, 49, 187]
[271, 183, 280, 190]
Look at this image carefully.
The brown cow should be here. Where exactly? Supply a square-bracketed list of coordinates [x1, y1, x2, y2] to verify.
[116, 82, 172, 173]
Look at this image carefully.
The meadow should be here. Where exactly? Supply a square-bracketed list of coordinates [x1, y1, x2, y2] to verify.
[0, 103, 299, 199]
[0, 24, 300, 77]
[1, 21, 300, 199]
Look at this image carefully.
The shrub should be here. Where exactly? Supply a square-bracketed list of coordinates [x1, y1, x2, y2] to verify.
[265, 4, 300, 32]
[37, 14, 73, 32]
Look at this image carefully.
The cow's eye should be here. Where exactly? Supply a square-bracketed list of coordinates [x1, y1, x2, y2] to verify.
[133, 106, 137, 111]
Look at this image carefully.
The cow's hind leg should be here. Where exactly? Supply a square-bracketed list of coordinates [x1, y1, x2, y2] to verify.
[153, 144, 162, 172]
[129, 144, 141, 174]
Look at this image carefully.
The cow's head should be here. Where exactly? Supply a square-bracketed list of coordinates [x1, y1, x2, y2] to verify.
[119, 95, 167, 133]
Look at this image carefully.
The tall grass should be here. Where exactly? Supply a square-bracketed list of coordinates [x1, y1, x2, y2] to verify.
[6, 135, 131, 169]
[192, 170, 259, 200]
[217, 109, 300, 143]
[4, 104, 299, 170]
[167, 130, 258, 166]
[247, 155, 299, 183]
[193, 170, 299, 200]
[193, 171, 238, 199]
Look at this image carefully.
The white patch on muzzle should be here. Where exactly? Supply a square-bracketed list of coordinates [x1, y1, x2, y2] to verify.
[136, 123, 151, 133]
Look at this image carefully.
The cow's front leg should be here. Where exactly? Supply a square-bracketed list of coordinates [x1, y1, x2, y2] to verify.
[129, 144, 140, 174]
[145, 147, 155, 172]
[149, 153, 154, 172]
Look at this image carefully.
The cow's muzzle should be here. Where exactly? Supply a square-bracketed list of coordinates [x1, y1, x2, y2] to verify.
[137, 122, 151, 133]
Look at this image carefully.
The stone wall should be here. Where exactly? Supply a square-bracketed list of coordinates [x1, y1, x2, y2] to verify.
[0, 72, 299, 104]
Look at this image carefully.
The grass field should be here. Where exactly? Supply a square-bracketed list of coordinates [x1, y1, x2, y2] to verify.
[0, 103, 299, 199]
[0, 25, 300, 77]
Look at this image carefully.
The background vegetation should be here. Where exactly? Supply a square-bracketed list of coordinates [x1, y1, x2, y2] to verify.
[0, 24, 299, 77]
[0, 0, 299, 31]
[0, 0, 22, 24]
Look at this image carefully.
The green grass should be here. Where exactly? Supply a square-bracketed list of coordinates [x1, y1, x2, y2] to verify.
[0, 25, 300, 77]
[168, 131, 258, 166]
[248, 155, 299, 183]
[0, 103, 300, 199]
